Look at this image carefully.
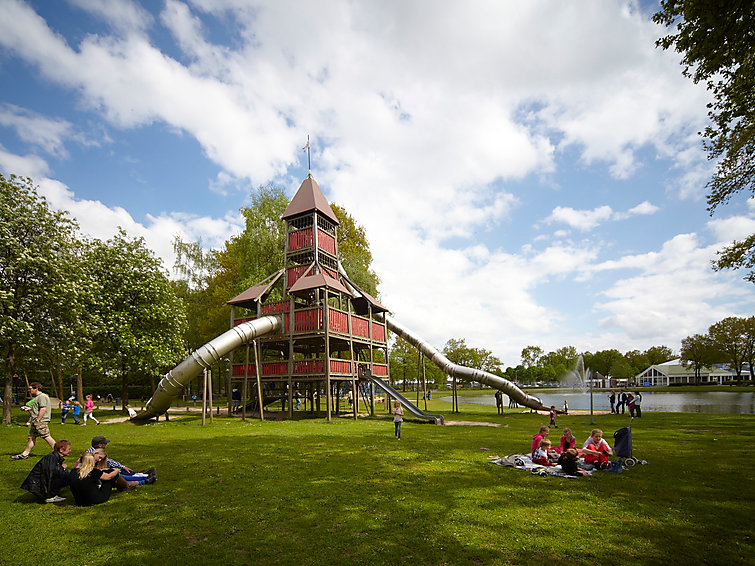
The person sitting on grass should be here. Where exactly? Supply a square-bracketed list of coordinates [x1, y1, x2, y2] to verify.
[532, 439, 556, 466]
[557, 448, 580, 476]
[20, 440, 72, 503]
[70, 450, 137, 506]
[582, 429, 613, 469]
[126, 404, 138, 420]
[531, 425, 550, 458]
[559, 428, 576, 453]
[84, 436, 155, 485]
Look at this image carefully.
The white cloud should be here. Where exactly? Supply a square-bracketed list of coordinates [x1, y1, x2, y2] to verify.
[546, 205, 614, 231]
[0, 104, 74, 158]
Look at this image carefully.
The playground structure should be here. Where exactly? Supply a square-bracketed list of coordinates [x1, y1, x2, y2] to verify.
[138, 174, 546, 422]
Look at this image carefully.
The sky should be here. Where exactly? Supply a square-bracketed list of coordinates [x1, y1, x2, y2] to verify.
[1, 0, 753, 368]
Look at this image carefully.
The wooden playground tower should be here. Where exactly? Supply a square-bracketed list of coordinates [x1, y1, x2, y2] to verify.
[226, 174, 389, 420]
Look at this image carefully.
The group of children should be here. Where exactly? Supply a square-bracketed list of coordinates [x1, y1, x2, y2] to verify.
[60, 394, 101, 425]
[530, 425, 613, 475]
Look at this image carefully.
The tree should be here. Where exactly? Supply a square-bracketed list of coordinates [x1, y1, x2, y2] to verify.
[587, 349, 624, 377]
[645, 345, 675, 365]
[743, 316, 755, 381]
[521, 345, 544, 369]
[654, 1, 755, 281]
[708, 317, 748, 383]
[332, 204, 380, 296]
[88, 230, 187, 406]
[624, 350, 651, 376]
[1, 175, 79, 424]
[680, 333, 717, 383]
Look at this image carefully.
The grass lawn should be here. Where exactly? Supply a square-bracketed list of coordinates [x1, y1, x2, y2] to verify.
[2, 397, 753, 566]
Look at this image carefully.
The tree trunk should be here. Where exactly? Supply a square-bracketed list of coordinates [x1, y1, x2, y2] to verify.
[121, 373, 129, 411]
[56, 360, 64, 404]
[2, 344, 17, 424]
[76, 366, 84, 403]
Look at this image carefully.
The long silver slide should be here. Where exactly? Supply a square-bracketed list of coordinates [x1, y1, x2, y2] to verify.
[365, 373, 444, 425]
[135, 315, 282, 420]
[385, 316, 547, 412]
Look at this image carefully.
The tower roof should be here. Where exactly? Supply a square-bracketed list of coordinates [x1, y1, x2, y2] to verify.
[281, 174, 339, 225]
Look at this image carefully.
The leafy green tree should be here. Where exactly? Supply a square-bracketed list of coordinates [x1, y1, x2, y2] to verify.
[743, 316, 755, 381]
[587, 349, 624, 377]
[645, 345, 675, 365]
[1, 175, 79, 424]
[708, 316, 748, 383]
[88, 230, 187, 406]
[680, 333, 717, 383]
[38, 237, 98, 403]
[624, 350, 651, 376]
[654, 1, 755, 281]
[332, 204, 379, 296]
[520, 345, 544, 369]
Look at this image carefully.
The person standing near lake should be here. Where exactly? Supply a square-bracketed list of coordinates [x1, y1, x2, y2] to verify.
[616, 390, 626, 414]
[494, 390, 503, 415]
[633, 391, 642, 417]
[392, 401, 404, 440]
[11, 382, 56, 460]
[627, 392, 635, 417]
[609, 391, 616, 413]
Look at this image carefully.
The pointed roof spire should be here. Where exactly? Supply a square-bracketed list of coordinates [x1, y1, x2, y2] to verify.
[281, 174, 339, 225]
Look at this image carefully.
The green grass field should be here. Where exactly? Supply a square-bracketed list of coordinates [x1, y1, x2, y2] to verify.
[2, 397, 753, 566]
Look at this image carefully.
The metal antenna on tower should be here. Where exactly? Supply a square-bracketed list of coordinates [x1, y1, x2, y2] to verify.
[303, 135, 311, 174]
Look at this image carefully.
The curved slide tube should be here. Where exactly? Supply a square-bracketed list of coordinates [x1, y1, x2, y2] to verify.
[366, 373, 444, 425]
[385, 316, 547, 413]
[135, 315, 282, 420]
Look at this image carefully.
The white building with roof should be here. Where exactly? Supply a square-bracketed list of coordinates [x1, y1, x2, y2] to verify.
[634, 359, 735, 387]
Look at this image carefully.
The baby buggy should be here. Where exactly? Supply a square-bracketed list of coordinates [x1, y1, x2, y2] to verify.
[613, 417, 639, 467]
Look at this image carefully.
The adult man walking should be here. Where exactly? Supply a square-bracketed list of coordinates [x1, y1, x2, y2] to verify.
[11, 382, 56, 460]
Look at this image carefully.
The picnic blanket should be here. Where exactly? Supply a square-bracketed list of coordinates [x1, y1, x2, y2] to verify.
[488, 454, 597, 478]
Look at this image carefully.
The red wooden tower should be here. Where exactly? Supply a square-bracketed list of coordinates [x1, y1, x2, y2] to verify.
[226, 174, 389, 420]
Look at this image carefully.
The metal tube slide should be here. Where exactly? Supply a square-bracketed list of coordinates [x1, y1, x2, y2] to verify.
[385, 316, 547, 412]
[135, 315, 282, 420]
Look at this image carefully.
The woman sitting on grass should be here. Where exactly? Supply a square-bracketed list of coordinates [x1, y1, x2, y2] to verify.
[531, 425, 550, 458]
[70, 449, 136, 506]
[559, 428, 576, 453]
[582, 429, 612, 469]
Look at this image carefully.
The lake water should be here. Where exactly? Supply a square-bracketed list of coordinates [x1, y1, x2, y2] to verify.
[439, 390, 755, 414]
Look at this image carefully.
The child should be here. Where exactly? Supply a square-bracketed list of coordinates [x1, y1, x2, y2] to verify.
[82, 394, 100, 425]
[532, 439, 556, 466]
[557, 448, 579, 476]
[392, 401, 404, 440]
[549, 405, 558, 428]
[61, 400, 72, 424]
[582, 429, 612, 469]
[531, 425, 550, 457]
[126, 404, 137, 420]
[559, 428, 576, 453]
[71, 401, 81, 425]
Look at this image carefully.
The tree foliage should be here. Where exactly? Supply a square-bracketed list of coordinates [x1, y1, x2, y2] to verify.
[0, 175, 79, 423]
[654, 1, 755, 281]
[680, 333, 717, 382]
[87, 230, 187, 404]
[332, 204, 379, 296]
